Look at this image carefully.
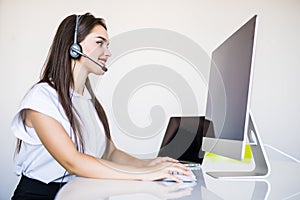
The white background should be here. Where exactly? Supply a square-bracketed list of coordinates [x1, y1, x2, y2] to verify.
[0, 0, 299, 199]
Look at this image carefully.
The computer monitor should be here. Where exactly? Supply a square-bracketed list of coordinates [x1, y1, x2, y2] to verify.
[201, 15, 270, 178]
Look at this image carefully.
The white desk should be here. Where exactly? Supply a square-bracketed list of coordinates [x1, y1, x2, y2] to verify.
[55, 146, 300, 200]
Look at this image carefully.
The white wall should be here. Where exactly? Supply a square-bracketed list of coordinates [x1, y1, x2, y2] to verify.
[1, 0, 299, 199]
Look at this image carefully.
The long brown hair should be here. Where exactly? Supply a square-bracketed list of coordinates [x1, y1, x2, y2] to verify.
[16, 13, 111, 153]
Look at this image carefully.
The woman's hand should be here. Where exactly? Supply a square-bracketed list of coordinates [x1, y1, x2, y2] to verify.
[140, 160, 193, 183]
[144, 156, 179, 167]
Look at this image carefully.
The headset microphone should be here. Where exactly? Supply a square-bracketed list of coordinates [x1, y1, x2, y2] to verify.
[69, 15, 108, 72]
[70, 47, 108, 72]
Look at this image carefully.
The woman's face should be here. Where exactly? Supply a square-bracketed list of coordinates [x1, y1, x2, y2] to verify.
[79, 24, 111, 75]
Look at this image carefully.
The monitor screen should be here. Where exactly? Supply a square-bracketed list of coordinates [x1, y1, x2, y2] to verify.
[158, 116, 205, 164]
[202, 15, 257, 160]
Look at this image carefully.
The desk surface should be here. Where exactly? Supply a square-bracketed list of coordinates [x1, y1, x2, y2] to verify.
[55, 146, 300, 200]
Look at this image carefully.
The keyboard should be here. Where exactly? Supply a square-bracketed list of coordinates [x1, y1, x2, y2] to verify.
[183, 163, 201, 171]
[163, 170, 197, 182]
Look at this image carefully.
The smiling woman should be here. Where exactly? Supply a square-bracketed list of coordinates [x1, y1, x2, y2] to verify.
[10, 12, 192, 199]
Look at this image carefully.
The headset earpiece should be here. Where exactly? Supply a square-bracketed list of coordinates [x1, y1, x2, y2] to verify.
[69, 15, 82, 59]
[70, 43, 82, 59]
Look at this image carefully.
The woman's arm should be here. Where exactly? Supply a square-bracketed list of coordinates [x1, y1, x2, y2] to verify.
[25, 109, 191, 182]
[103, 140, 179, 168]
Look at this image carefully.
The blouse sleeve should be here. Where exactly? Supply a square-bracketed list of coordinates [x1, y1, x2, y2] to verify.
[11, 83, 69, 145]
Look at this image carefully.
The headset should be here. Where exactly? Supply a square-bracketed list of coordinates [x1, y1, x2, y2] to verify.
[69, 15, 108, 72]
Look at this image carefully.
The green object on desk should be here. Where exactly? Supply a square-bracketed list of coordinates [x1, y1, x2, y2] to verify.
[205, 144, 253, 164]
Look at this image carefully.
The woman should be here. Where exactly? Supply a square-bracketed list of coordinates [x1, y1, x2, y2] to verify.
[11, 13, 192, 199]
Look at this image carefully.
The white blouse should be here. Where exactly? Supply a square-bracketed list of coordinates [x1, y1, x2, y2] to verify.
[11, 82, 107, 183]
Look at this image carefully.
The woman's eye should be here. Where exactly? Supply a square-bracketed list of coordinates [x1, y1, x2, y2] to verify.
[97, 41, 103, 46]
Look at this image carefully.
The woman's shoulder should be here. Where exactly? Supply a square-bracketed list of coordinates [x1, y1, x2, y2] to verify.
[17, 83, 59, 108]
[26, 82, 58, 100]
[15, 82, 66, 122]
[31, 82, 56, 94]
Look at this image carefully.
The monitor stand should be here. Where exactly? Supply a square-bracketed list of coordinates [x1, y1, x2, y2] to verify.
[206, 114, 270, 179]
